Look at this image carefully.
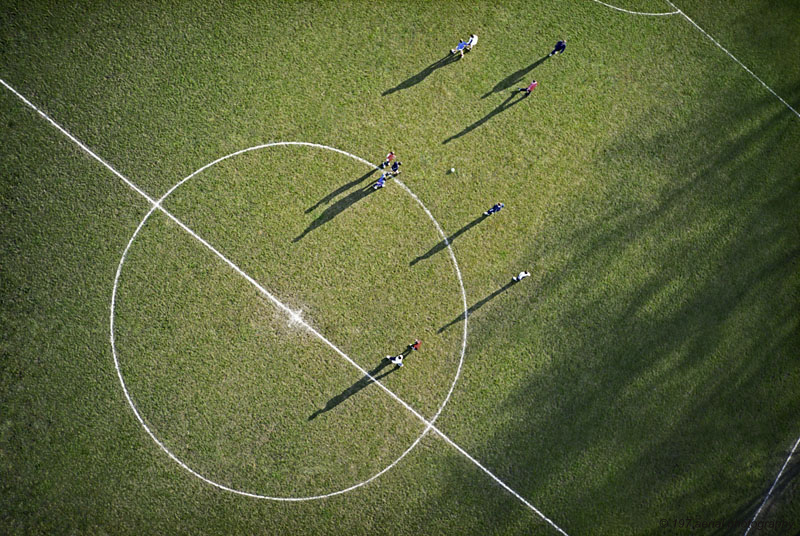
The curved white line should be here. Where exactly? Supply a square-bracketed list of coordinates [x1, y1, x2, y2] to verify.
[394, 180, 469, 427]
[112, 142, 469, 501]
[590, 0, 678, 16]
[743, 434, 800, 536]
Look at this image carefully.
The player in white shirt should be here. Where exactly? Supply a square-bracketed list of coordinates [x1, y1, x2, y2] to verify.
[512, 271, 530, 282]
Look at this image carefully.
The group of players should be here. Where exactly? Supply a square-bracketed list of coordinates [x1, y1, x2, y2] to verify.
[371, 37, 569, 366]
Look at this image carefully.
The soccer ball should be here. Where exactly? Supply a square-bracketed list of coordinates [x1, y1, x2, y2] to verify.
[450, 167, 455, 173]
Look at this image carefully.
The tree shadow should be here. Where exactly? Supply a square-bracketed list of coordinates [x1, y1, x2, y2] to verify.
[308, 359, 399, 420]
[410, 213, 488, 266]
[481, 55, 549, 99]
[443, 92, 527, 144]
[382, 54, 460, 96]
[422, 84, 800, 533]
[294, 184, 375, 242]
[306, 168, 377, 214]
[438, 280, 516, 333]
[717, 450, 800, 536]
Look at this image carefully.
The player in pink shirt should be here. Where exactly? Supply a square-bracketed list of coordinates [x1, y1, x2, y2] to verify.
[379, 151, 395, 169]
[518, 79, 538, 96]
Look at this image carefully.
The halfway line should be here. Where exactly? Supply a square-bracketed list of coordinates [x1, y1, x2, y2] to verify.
[1, 78, 569, 535]
[0, 78, 158, 204]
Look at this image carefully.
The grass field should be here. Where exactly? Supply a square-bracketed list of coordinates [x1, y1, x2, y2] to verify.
[2, 1, 799, 534]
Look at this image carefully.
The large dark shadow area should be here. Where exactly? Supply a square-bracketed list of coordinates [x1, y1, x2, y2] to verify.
[383, 53, 460, 96]
[410, 213, 488, 266]
[481, 55, 549, 99]
[443, 91, 528, 144]
[424, 84, 800, 534]
[721, 452, 800, 536]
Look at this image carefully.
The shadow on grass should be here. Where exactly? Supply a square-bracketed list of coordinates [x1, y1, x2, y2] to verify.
[713, 450, 800, 536]
[423, 87, 800, 533]
[481, 55, 549, 98]
[308, 359, 399, 420]
[382, 54, 460, 96]
[438, 280, 516, 333]
[294, 185, 375, 242]
[306, 168, 377, 214]
[443, 92, 527, 144]
[410, 213, 488, 266]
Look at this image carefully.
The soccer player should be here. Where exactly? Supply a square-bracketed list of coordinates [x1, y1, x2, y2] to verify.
[518, 80, 538, 96]
[390, 354, 404, 367]
[512, 271, 531, 282]
[379, 151, 395, 169]
[451, 39, 467, 58]
[549, 39, 566, 56]
[484, 202, 505, 216]
[373, 173, 388, 189]
[409, 339, 421, 351]
[390, 160, 402, 176]
[466, 34, 478, 51]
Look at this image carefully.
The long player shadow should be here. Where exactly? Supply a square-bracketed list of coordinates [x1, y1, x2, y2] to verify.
[481, 55, 549, 98]
[442, 91, 527, 144]
[294, 184, 376, 242]
[438, 280, 516, 333]
[308, 359, 400, 420]
[306, 168, 377, 214]
[410, 213, 488, 266]
[382, 54, 460, 96]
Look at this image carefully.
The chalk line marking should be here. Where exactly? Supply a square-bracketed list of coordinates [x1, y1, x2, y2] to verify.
[664, 0, 799, 119]
[743, 434, 800, 536]
[590, 0, 678, 16]
[1, 78, 569, 535]
[114, 141, 468, 501]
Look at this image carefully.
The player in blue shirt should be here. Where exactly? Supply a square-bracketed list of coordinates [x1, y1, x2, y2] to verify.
[549, 39, 566, 56]
[373, 173, 388, 189]
[390, 160, 402, 176]
[451, 39, 468, 58]
[484, 202, 505, 216]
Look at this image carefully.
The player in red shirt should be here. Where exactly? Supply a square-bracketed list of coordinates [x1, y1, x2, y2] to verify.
[518, 80, 538, 96]
[379, 151, 395, 169]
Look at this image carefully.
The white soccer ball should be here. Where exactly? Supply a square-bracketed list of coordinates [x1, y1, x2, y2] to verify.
[450, 167, 455, 173]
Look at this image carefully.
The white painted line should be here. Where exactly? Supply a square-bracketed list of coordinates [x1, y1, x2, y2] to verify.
[664, 0, 800, 119]
[1, 79, 569, 534]
[590, 0, 678, 16]
[743, 434, 800, 536]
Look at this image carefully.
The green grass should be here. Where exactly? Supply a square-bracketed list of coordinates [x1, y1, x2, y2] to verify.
[2, 1, 799, 534]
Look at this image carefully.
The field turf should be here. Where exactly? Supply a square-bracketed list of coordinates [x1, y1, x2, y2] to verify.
[2, 1, 799, 534]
